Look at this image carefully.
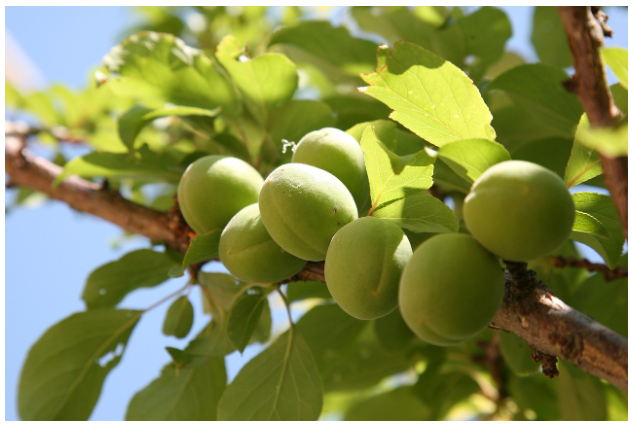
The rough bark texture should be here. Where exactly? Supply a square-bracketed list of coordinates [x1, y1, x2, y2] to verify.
[5, 136, 628, 390]
[557, 6, 628, 240]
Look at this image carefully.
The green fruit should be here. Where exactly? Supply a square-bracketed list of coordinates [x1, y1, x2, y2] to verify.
[259, 163, 358, 261]
[219, 204, 307, 283]
[292, 127, 369, 209]
[499, 331, 540, 376]
[325, 217, 412, 320]
[399, 233, 505, 346]
[463, 160, 575, 262]
[177, 155, 264, 234]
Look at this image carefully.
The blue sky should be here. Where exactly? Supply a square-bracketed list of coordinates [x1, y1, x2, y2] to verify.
[5, 6, 629, 421]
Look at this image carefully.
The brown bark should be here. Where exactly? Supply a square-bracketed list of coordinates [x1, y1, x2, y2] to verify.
[5, 136, 628, 390]
[557, 6, 628, 240]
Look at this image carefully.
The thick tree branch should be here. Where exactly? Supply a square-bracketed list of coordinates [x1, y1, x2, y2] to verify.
[557, 6, 628, 240]
[5, 137, 628, 390]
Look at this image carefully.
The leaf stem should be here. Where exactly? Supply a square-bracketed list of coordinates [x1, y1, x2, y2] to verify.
[143, 282, 190, 313]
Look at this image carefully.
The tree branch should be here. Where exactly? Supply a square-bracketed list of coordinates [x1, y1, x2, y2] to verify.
[556, 6, 628, 240]
[548, 255, 627, 281]
[4, 136, 628, 390]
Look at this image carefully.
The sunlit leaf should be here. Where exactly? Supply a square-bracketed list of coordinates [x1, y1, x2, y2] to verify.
[438, 139, 510, 182]
[601, 47, 628, 90]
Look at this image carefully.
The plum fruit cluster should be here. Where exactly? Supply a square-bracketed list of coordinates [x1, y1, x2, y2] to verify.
[177, 130, 575, 348]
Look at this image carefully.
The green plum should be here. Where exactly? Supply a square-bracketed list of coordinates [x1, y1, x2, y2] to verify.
[399, 233, 505, 346]
[259, 163, 358, 261]
[463, 160, 575, 262]
[292, 127, 369, 210]
[219, 204, 307, 283]
[325, 217, 412, 320]
[177, 155, 264, 234]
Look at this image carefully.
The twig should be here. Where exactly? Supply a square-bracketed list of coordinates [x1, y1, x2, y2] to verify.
[549, 255, 627, 281]
[556, 6, 628, 240]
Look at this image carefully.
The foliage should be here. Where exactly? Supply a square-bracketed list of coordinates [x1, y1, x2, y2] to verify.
[7, 5, 628, 421]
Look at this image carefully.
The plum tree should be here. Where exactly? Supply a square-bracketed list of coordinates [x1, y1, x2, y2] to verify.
[218, 203, 307, 283]
[463, 160, 575, 262]
[259, 163, 358, 261]
[325, 217, 412, 320]
[399, 233, 505, 346]
[291, 127, 370, 210]
[177, 155, 264, 234]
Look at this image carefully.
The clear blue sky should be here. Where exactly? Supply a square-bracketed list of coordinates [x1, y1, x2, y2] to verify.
[5, 6, 628, 421]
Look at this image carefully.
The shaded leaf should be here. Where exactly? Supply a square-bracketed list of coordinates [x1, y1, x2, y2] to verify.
[508, 374, 560, 420]
[186, 321, 236, 357]
[182, 229, 222, 269]
[82, 249, 179, 309]
[218, 330, 323, 421]
[438, 139, 510, 182]
[511, 137, 573, 179]
[18, 309, 141, 420]
[570, 192, 625, 268]
[531, 6, 572, 68]
[286, 281, 332, 304]
[226, 286, 270, 353]
[557, 361, 607, 421]
[372, 192, 459, 234]
[361, 41, 495, 147]
[374, 308, 416, 351]
[601, 46, 628, 90]
[126, 356, 226, 420]
[345, 386, 429, 421]
[572, 272, 627, 337]
[162, 295, 194, 339]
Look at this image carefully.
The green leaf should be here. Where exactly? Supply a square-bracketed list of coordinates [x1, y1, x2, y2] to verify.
[508, 374, 560, 420]
[360, 41, 496, 147]
[373, 192, 459, 234]
[511, 137, 574, 179]
[297, 304, 367, 372]
[269, 20, 379, 77]
[182, 229, 222, 269]
[269, 100, 335, 150]
[5, 81, 23, 108]
[531, 6, 573, 68]
[82, 249, 179, 309]
[557, 361, 607, 421]
[186, 321, 236, 357]
[286, 281, 332, 304]
[216, 35, 298, 125]
[488, 64, 584, 138]
[570, 192, 625, 268]
[126, 356, 226, 420]
[414, 370, 481, 420]
[226, 286, 270, 353]
[572, 211, 609, 239]
[499, 332, 539, 376]
[217, 330, 323, 421]
[374, 308, 417, 351]
[18, 309, 141, 420]
[55, 145, 182, 185]
[360, 126, 434, 210]
[432, 159, 471, 194]
[103, 32, 238, 113]
[197, 272, 242, 316]
[119, 105, 221, 152]
[345, 386, 429, 420]
[565, 114, 603, 187]
[164, 347, 205, 368]
[324, 94, 392, 130]
[162, 295, 194, 339]
[572, 272, 627, 337]
[610, 83, 628, 115]
[601, 47, 628, 90]
[575, 120, 628, 158]
[438, 139, 510, 182]
[250, 298, 272, 345]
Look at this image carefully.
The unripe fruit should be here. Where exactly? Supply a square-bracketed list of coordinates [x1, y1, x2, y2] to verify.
[463, 160, 575, 262]
[219, 204, 307, 283]
[259, 163, 358, 261]
[292, 127, 369, 209]
[399, 233, 504, 346]
[325, 217, 412, 320]
[177, 155, 264, 234]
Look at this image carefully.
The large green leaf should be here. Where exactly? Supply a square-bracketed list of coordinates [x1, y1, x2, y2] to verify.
[531, 6, 573, 68]
[438, 139, 510, 182]
[118, 105, 220, 152]
[508, 374, 560, 420]
[162, 295, 194, 339]
[571, 211, 609, 239]
[103, 32, 237, 114]
[226, 286, 271, 353]
[374, 308, 417, 351]
[572, 271, 627, 337]
[82, 249, 180, 309]
[269, 100, 334, 147]
[360, 126, 434, 211]
[372, 192, 459, 234]
[565, 114, 603, 187]
[601, 46, 628, 90]
[216, 35, 298, 126]
[557, 361, 607, 421]
[570, 192, 625, 268]
[269, 20, 379, 77]
[344, 386, 429, 420]
[361, 41, 496, 147]
[575, 120, 628, 158]
[286, 281, 332, 304]
[217, 329, 323, 421]
[511, 137, 574, 179]
[126, 356, 226, 420]
[186, 321, 236, 357]
[488, 64, 584, 138]
[18, 309, 141, 420]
